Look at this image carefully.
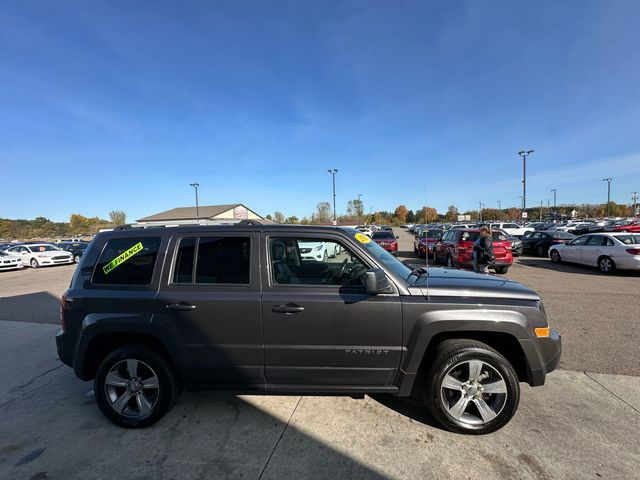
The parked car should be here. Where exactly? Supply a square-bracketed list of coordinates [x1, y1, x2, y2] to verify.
[371, 230, 398, 256]
[521, 232, 576, 257]
[56, 223, 560, 434]
[434, 229, 513, 274]
[5, 243, 73, 268]
[489, 223, 534, 238]
[298, 240, 339, 262]
[356, 226, 373, 237]
[0, 250, 24, 271]
[413, 229, 443, 258]
[549, 233, 640, 274]
[608, 221, 640, 233]
[493, 229, 523, 256]
[56, 241, 90, 263]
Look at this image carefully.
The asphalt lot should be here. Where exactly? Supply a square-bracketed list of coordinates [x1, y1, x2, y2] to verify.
[1, 234, 640, 479]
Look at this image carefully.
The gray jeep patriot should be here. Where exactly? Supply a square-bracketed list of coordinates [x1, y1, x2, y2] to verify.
[56, 222, 561, 434]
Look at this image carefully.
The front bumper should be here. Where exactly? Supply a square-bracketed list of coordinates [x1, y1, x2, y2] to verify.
[521, 328, 562, 386]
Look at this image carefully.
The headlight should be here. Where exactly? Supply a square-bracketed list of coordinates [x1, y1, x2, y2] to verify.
[313, 244, 323, 251]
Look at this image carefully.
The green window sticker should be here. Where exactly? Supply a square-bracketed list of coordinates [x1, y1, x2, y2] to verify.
[102, 242, 144, 275]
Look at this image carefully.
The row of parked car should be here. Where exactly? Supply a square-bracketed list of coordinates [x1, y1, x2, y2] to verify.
[0, 241, 89, 271]
[405, 221, 640, 275]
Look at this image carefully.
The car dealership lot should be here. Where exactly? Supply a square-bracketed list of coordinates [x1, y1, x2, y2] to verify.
[1, 237, 640, 479]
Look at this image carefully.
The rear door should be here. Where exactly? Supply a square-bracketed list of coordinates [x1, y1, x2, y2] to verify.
[154, 233, 264, 387]
[582, 235, 613, 266]
[261, 233, 402, 388]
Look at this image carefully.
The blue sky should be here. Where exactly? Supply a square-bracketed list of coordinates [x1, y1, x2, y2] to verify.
[1, 0, 639, 221]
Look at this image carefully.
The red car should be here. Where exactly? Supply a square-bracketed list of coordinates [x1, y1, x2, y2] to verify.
[610, 221, 640, 233]
[413, 229, 443, 258]
[434, 229, 513, 273]
[371, 230, 398, 256]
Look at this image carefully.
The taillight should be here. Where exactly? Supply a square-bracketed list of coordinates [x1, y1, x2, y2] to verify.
[625, 248, 640, 255]
[60, 292, 67, 332]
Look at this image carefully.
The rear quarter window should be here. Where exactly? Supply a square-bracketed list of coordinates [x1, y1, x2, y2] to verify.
[92, 237, 161, 285]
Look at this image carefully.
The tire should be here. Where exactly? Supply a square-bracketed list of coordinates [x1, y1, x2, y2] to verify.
[74, 254, 81, 264]
[446, 255, 454, 268]
[94, 345, 178, 428]
[494, 266, 509, 274]
[323, 250, 328, 262]
[550, 250, 561, 264]
[598, 256, 616, 274]
[425, 339, 520, 435]
[535, 245, 545, 257]
[30, 258, 39, 268]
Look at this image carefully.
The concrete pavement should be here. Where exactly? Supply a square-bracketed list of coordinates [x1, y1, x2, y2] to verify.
[1, 319, 639, 480]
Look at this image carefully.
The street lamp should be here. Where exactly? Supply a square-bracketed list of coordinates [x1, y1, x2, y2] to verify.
[550, 189, 557, 220]
[327, 169, 338, 224]
[518, 150, 534, 213]
[497, 200, 501, 220]
[189, 183, 200, 220]
[602, 178, 612, 217]
[479, 201, 484, 222]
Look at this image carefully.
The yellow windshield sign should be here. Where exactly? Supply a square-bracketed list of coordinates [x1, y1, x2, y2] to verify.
[355, 232, 371, 244]
[102, 242, 143, 275]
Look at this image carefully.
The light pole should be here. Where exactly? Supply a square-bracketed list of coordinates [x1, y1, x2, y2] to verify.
[633, 192, 639, 219]
[497, 200, 501, 220]
[328, 169, 338, 224]
[551, 189, 557, 220]
[518, 150, 534, 214]
[540, 200, 543, 221]
[189, 183, 200, 220]
[602, 178, 612, 217]
[479, 202, 484, 223]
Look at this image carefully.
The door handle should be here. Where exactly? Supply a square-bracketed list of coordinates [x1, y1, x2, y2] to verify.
[272, 303, 305, 314]
[165, 302, 197, 311]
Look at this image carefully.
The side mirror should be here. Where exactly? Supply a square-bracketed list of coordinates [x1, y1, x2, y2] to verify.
[365, 268, 391, 295]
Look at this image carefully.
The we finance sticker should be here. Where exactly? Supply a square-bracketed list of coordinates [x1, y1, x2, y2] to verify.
[355, 232, 371, 244]
[102, 242, 144, 275]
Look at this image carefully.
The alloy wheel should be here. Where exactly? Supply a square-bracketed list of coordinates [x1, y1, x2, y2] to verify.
[104, 359, 160, 418]
[440, 360, 508, 426]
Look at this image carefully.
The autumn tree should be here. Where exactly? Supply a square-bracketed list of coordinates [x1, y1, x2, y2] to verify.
[273, 211, 286, 223]
[444, 205, 459, 222]
[416, 206, 438, 223]
[285, 216, 299, 224]
[394, 205, 409, 222]
[312, 202, 332, 224]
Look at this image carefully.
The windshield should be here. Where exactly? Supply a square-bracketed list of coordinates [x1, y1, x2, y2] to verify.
[372, 231, 395, 239]
[343, 228, 411, 280]
[422, 230, 443, 239]
[27, 244, 60, 252]
[616, 235, 640, 244]
[0, 251, 7, 256]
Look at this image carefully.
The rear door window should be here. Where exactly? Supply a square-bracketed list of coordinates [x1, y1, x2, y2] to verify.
[172, 237, 251, 284]
[92, 237, 161, 285]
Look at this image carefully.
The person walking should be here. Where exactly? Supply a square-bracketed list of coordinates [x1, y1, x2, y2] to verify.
[473, 227, 494, 274]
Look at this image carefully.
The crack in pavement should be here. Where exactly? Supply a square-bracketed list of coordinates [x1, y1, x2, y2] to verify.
[583, 371, 640, 415]
[0, 363, 64, 409]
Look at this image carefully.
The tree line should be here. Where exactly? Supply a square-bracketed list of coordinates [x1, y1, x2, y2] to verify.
[0, 211, 127, 240]
[266, 199, 636, 225]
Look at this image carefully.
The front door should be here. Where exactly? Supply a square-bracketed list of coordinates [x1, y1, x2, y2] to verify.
[154, 233, 264, 387]
[563, 235, 589, 262]
[261, 234, 403, 388]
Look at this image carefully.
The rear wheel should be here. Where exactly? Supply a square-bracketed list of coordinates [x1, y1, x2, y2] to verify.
[94, 345, 179, 428]
[598, 256, 616, 274]
[425, 339, 520, 434]
[494, 266, 509, 274]
[550, 250, 561, 263]
[535, 245, 545, 257]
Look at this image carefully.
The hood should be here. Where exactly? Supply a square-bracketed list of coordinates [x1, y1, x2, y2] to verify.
[409, 267, 540, 301]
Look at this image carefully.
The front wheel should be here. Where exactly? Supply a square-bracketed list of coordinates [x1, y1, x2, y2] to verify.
[550, 250, 561, 263]
[30, 258, 39, 268]
[94, 345, 179, 428]
[425, 339, 520, 434]
[74, 254, 81, 263]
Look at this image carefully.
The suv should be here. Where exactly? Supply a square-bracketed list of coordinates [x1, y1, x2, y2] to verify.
[434, 229, 513, 273]
[56, 223, 560, 434]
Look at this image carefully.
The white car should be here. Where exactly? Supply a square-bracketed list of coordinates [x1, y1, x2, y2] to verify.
[6, 243, 73, 268]
[549, 232, 640, 274]
[489, 223, 534, 237]
[298, 241, 339, 262]
[0, 250, 24, 271]
[356, 226, 373, 237]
